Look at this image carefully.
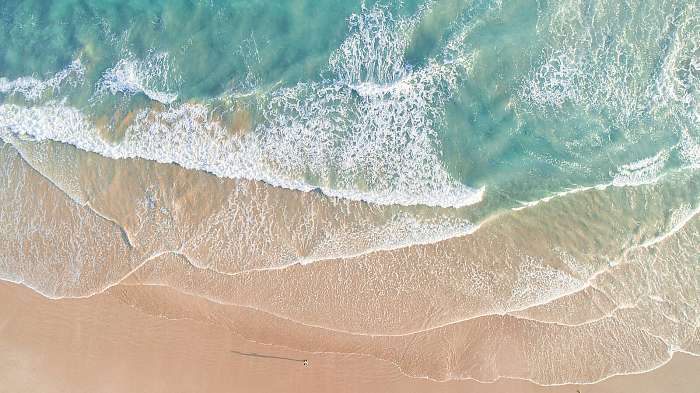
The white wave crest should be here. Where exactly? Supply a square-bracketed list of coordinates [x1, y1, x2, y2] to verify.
[612, 150, 669, 187]
[679, 129, 700, 168]
[97, 52, 178, 104]
[0, 59, 84, 102]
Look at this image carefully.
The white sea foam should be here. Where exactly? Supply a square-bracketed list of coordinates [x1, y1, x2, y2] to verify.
[251, 5, 482, 208]
[650, 5, 700, 126]
[508, 255, 586, 310]
[96, 52, 178, 104]
[329, 5, 416, 86]
[512, 0, 700, 212]
[512, 184, 602, 211]
[520, 49, 583, 110]
[257, 55, 482, 208]
[0, 5, 483, 209]
[0, 59, 84, 102]
[519, 1, 698, 131]
[513, 152, 667, 211]
[679, 129, 700, 168]
[302, 212, 479, 264]
[612, 150, 669, 187]
[520, 45, 649, 130]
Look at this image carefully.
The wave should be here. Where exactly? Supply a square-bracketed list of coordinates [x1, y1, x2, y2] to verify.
[0, 137, 482, 293]
[512, 148, 694, 211]
[0, 5, 484, 209]
[96, 52, 178, 104]
[512, 184, 603, 211]
[248, 4, 483, 208]
[680, 128, 700, 168]
[612, 150, 669, 187]
[0, 59, 84, 102]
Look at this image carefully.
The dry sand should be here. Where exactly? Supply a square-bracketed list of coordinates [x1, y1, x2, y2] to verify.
[1, 280, 698, 393]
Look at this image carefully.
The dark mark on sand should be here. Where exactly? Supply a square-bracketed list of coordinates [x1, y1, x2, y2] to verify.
[230, 350, 309, 366]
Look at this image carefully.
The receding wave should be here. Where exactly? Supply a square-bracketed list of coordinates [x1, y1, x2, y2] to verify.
[0, 137, 482, 298]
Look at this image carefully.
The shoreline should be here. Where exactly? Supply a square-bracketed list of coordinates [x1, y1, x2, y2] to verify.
[1, 280, 699, 393]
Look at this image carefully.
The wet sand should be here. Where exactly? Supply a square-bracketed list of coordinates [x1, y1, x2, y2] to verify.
[2, 138, 699, 385]
[1, 280, 698, 393]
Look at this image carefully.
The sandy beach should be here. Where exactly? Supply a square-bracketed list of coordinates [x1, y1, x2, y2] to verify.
[2, 138, 699, 387]
[1, 280, 698, 393]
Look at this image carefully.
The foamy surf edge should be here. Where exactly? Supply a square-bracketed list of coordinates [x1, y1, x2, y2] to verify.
[0, 102, 484, 209]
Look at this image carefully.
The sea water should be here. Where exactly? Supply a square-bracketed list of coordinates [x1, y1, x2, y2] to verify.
[2, 0, 697, 213]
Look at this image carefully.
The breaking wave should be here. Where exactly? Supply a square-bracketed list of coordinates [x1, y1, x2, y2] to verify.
[0, 59, 84, 102]
[0, 4, 484, 209]
[96, 52, 178, 104]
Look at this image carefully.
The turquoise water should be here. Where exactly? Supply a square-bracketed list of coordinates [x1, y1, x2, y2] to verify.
[1, 0, 699, 215]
